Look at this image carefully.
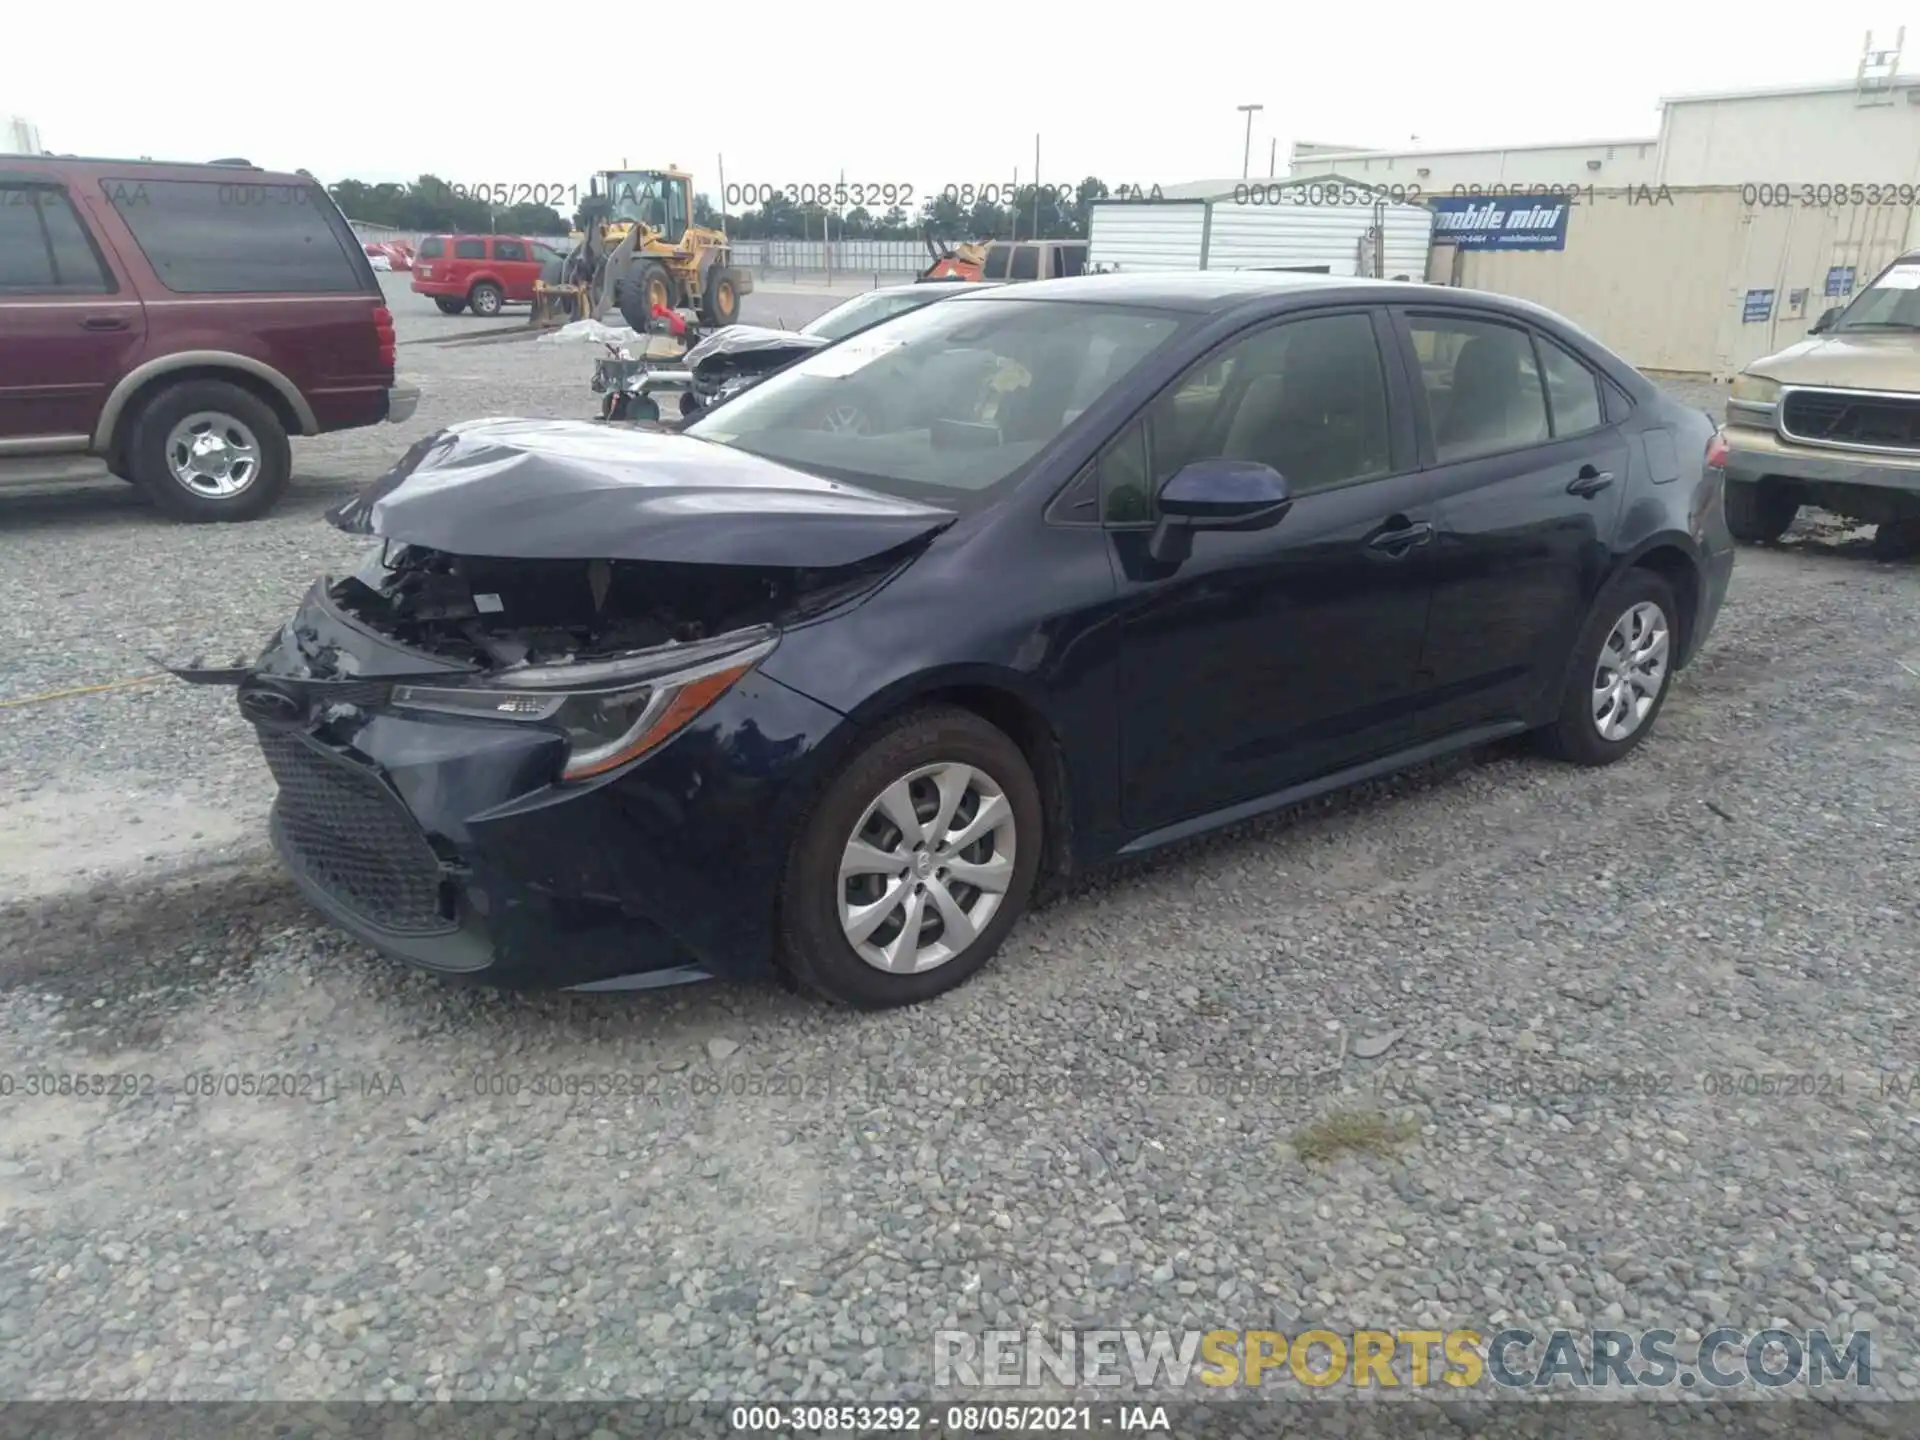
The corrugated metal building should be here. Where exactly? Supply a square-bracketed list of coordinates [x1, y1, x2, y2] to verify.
[1286, 63, 1920, 376]
[1442, 186, 1915, 375]
[1089, 176, 1433, 278]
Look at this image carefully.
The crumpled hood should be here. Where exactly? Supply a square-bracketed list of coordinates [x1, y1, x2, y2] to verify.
[328, 418, 955, 566]
[683, 324, 829, 370]
[1748, 331, 1920, 391]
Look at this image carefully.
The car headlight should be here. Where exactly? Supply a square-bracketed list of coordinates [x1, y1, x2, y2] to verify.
[391, 629, 777, 781]
[1730, 373, 1782, 404]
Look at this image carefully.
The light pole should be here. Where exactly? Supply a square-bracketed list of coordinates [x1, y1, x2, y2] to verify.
[1237, 104, 1263, 179]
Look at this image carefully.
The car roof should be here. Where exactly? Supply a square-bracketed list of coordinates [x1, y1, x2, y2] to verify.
[943, 269, 1559, 317]
[0, 154, 312, 186]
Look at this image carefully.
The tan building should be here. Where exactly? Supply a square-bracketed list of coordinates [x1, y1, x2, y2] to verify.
[1288, 52, 1920, 376]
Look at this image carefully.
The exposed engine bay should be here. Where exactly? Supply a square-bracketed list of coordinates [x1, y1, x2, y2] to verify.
[328, 542, 902, 673]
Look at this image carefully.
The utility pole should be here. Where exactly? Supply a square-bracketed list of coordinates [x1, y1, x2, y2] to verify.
[1237, 104, 1264, 179]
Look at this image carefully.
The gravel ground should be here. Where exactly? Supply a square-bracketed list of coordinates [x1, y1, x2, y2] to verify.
[2, 308, 1918, 1424]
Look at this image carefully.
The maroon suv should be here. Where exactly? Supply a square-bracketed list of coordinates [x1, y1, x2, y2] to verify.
[0, 156, 419, 521]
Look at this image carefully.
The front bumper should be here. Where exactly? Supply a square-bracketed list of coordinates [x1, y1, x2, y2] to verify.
[387, 383, 421, 424]
[249, 664, 844, 991]
[1723, 422, 1920, 494]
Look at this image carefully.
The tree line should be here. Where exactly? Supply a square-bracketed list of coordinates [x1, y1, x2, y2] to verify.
[325, 174, 1124, 242]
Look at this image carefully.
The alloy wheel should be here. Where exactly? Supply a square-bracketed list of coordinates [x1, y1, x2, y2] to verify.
[837, 762, 1017, 974]
[1591, 600, 1670, 742]
[165, 412, 262, 498]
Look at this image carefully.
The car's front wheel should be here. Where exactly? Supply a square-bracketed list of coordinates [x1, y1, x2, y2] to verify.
[468, 282, 504, 318]
[1724, 478, 1798, 543]
[778, 707, 1042, 1008]
[1541, 570, 1679, 766]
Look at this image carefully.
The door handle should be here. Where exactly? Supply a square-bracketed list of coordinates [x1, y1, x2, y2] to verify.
[1567, 466, 1614, 498]
[80, 315, 129, 331]
[1367, 521, 1435, 555]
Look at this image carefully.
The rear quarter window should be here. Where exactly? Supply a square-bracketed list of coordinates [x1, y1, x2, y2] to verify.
[101, 177, 368, 294]
[1008, 246, 1040, 281]
[418, 236, 447, 258]
[982, 246, 1012, 280]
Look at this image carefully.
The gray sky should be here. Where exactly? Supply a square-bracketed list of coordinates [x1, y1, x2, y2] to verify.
[6, 3, 1902, 199]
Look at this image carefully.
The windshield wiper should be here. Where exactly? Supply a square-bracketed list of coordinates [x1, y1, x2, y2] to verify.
[1834, 320, 1920, 332]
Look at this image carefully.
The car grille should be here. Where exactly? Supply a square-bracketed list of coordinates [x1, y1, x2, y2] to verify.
[1780, 389, 1920, 451]
[258, 731, 452, 935]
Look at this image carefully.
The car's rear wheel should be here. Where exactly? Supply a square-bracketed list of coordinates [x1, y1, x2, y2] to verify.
[1540, 569, 1679, 766]
[128, 380, 291, 522]
[433, 297, 466, 315]
[467, 282, 504, 318]
[1724, 478, 1798, 544]
[778, 707, 1042, 1008]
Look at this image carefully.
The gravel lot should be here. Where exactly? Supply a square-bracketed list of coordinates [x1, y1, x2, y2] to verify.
[2, 282, 1917, 1422]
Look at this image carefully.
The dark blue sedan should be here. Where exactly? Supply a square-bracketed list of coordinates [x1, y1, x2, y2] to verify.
[192, 272, 1736, 1008]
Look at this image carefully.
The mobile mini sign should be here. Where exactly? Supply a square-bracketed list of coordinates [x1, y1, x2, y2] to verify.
[1427, 196, 1570, 251]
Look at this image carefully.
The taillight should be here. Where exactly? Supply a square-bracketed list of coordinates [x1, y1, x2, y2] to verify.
[1705, 431, 1728, 470]
[372, 304, 396, 371]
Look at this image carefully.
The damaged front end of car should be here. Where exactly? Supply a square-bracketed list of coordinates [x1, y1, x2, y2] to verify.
[172, 419, 954, 990]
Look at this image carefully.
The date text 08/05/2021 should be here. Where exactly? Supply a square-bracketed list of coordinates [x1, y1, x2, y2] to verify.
[442, 181, 1167, 211]
[728, 1404, 1172, 1433]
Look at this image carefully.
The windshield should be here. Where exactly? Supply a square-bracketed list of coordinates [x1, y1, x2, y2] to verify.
[603, 171, 678, 230]
[684, 297, 1181, 497]
[801, 289, 945, 342]
[1833, 261, 1920, 332]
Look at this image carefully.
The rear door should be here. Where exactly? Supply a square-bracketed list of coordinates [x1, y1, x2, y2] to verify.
[98, 175, 389, 430]
[0, 173, 146, 444]
[489, 237, 539, 300]
[1392, 307, 1630, 736]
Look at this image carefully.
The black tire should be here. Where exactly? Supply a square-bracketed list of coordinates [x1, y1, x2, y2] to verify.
[1723, 478, 1798, 544]
[127, 380, 292, 523]
[1539, 569, 1681, 767]
[1870, 518, 1920, 559]
[616, 261, 675, 330]
[702, 270, 741, 327]
[467, 281, 504, 318]
[778, 706, 1042, 1009]
[433, 297, 466, 315]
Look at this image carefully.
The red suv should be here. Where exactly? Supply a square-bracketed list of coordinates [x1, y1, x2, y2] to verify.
[0, 155, 418, 521]
[411, 234, 560, 316]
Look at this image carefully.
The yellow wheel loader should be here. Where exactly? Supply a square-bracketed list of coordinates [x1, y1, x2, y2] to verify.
[531, 167, 751, 330]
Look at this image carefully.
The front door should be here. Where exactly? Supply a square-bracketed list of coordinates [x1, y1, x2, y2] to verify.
[0, 178, 145, 443]
[1391, 310, 1631, 736]
[489, 238, 540, 300]
[1113, 308, 1439, 833]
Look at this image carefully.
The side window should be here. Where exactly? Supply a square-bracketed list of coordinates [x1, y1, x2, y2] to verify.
[453, 238, 486, 260]
[1098, 420, 1153, 524]
[418, 236, 447, 259]
[1008, 245, 1041, 281]
[492, 239, 527, 262]
[0, 184, 112, 294]
[982, 246, 1012, 280]
[1143, 312, 1392, 498]
[103, 178, 362, 294]
[1534, 333, 1604, 436]
[1059, 243, 1089, 278]
[1406, 316, 1550, 462]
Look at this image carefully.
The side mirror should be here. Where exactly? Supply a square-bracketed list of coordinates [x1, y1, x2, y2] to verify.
[1809, 306, 1841, 335]
[1149, 459, 1292, 563]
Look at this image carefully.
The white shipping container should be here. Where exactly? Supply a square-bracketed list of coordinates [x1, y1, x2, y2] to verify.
[1090, 180, 1432, 278]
